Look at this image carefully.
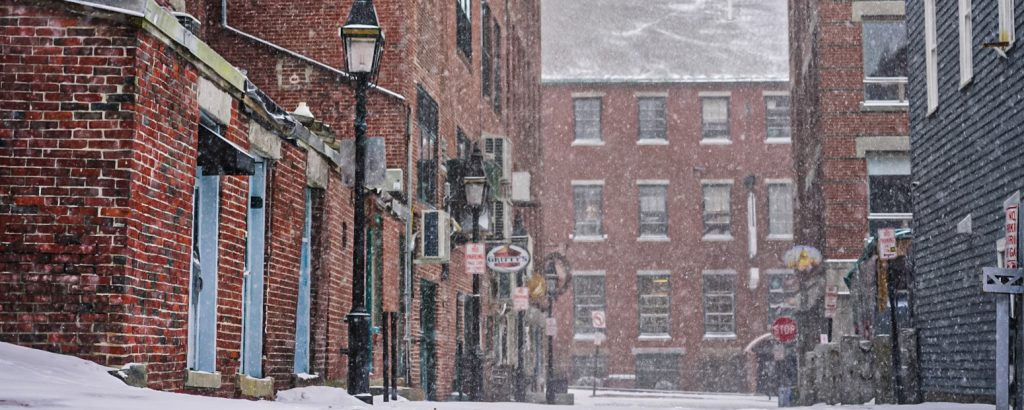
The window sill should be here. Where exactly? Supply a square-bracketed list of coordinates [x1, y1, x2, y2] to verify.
[574, 333, 605, 341]
[765, 138, 792, 145]
[702, 333, 737, 341]
[571, 140, 605, 147]
[638, 334, 671, 341]
[637, 139, 669, 146]
[767, 234, 794, 241]
[702, 234, 734, 242]
[860, 101, 909, 112]
[184, 370, 223, 389]
[699, 139, 732, 146]
[572, 234, 607, 242]
[637, 235, 670, 242]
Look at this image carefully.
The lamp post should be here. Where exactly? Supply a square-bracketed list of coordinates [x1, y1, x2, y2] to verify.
[543, 253, 570, 405]
[463, 145, 486, 401]
[340, 0, 384, 404]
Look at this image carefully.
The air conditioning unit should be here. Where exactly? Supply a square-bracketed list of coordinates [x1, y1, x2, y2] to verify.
[490, 200, 513, 240]
[419, 210, 451, 262]
[511, 171, 530, 203]
[372, 168, 403, 193]
[484, 136, 513, 181]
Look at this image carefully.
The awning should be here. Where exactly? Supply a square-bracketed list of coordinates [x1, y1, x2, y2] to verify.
[198, 123, 255, 176]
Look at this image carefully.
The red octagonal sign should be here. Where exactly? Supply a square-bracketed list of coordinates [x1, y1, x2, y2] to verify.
[772, 316, 798, 343]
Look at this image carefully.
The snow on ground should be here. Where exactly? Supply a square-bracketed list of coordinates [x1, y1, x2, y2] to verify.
[0, 342, 996, 410]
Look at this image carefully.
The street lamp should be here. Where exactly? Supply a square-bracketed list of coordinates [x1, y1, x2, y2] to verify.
[463, 144, 486, 401]
[543, 253, 570, 404]
[340, 0, 384, 405]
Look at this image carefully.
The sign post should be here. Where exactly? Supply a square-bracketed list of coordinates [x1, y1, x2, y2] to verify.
[824, 286, 838, 343]
[590, 311, 606, 397]
[513, 287, 529, 311]
[984, 267, 1024, 410]
[466, 243, 486, 275]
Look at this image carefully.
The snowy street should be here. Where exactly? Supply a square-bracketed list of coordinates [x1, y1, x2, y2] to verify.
[0, 342, 994, 410]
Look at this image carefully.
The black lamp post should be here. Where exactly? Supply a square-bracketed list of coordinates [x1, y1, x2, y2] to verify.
[463, 145, 486, 401]
[340, 0, 384, 404]
[543, 253, 570, 405]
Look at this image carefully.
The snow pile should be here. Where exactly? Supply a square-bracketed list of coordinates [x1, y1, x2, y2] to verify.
[276, 386, 368, 408]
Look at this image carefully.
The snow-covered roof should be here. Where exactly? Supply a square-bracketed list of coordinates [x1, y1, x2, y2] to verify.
[541, 0, 789, 83]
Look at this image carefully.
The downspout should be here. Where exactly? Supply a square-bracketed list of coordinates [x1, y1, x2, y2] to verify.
[220, 0, 405, 102]
[403, 103, 414, 386]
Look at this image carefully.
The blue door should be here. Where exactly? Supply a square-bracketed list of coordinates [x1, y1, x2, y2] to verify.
[241, 160, 266, 377]
[188, 167, 219, 373]
[293, 188, 313, 374]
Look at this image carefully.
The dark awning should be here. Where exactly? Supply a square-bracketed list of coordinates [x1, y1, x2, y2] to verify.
[198, 123, 255, 176]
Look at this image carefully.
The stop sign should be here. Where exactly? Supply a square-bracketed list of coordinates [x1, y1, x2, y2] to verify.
[772, 316, 798, 343]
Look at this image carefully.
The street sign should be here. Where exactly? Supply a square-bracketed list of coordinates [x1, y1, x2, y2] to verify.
[591, 310, 606, 329]
[773, 344, 785, 361]
[824, 286, 839, 318]
[513, 287, 529, 311]
[878, 228, 897, 260]
[545, 318, 557, 336]
[486, 244, 531, 273]
[772, 316, 798, 343]
[1007, 204, 1019, 268]
[466, 243, 486, 275]
[593, 332, 606, 346]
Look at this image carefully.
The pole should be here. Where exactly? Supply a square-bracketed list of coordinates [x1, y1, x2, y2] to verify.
[885, 260, 903, 404]
[346, 76, 372, 405]
[515, 271, 526, 402]
[546, 294, 555, 404]
[592, 344, 599, 397]
[383, 311, 390, 403]
[468, 206, 482, 401]
[999, 295, 1011, 410]
[390, 311, 398, 401]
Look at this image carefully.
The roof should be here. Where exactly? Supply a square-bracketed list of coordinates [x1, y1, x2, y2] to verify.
[541, 0, 789, 83]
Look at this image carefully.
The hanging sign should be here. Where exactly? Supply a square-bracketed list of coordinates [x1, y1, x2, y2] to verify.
[878, 228, 897, 260]
[486, 244, 531, 273]
[1007, 204, 1019, 269]
[466, 243, 486, 275]
[513, 287, 529, 311]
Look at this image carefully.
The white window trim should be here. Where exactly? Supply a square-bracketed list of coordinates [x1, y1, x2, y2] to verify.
[867, 213, 913, 220]
[638, 334, 672, 341]
[638, 270, 671, 276]
[572, 270, 607, 277]
[571, 180, 604, 186]
[638, 235, 670, 242]
[637, 179, 669, 185]
[703, 269, 737, 276]
[571, 234, 607, 242]
[762, 90, 790, 97]
[637, 139, 669, 146]
[635, 91, 669, 98]
[701, 179, 735, 185]
[702, 234, 734, 241]
[765, 178, 793, 184]
[699, 139, 733, 146]
[765, 138, 792, 145]
[698, 91, 732, 97]
[767, 234, 794, 241]
[571, 140, 605, 147]
[959, 0, 973, 88]
[702, 333, 738, 341]
[999, 0, 1016, 51]
[925, 0, 939, 115]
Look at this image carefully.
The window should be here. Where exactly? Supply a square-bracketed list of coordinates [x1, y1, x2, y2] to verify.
[481, 2, 491, 97]
[456, 0, 471, 58]
[768, 182, 794, 238]
[764, 96, 791, 141]
[924, 0, 938, 114]
[867, 152, 912, 232]
[492, 22, 502, 113]
[959, 0, 973, 87]
[638, 97, 667, 141]
[638, 184, 668, 237]
[701, 97, 730, 140]
[456, 128, 470, 160]
[767, 270, 799, 321]
[999, 0, 1015, 48]
[573, 98, 602, 142]
[417, 88, 439, 205]
[571, 354, 607, 385]
[635, 354, 680, 390]
[638, 273, 671, 336]
[573, 275, 606, 335]
[573, 184, 603, 237]
[703, 272, 736, 336]
[862, 19, 908, 104]
[702, 183, 732, 237]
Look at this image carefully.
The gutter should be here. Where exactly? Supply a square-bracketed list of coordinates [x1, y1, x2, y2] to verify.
[220, 0, 405, 102]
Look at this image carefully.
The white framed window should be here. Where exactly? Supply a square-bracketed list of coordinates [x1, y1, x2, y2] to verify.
[768, 181, 794, 239]
[867, 152, 913, 233]
[999, 0, 1016, 49]
[767, 269, 799, 322]
[573, 183, 603, 238]
[764, 95, 791, 141]
[701, 97, 730, 141]
[862, 19, 908, 106]
[702, 271, 736, 337]
[702, 182, 732, 239]
[574, 98, 602, 142]
[573, 273, 606, 337]
[638, 272, 671, 337]
[924, 0, 938, 114]
[638, 97, 667, 141]
[638, 184, 668, 238]
[959, 0, 973, 87]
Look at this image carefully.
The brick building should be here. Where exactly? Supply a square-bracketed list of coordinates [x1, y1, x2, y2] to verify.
[540, 0, 794, 393]
[788, 0, 912, 388]
[1, 0, 542, 402]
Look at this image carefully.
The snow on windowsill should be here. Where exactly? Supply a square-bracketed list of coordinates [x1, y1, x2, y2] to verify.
[574, 333, 605, 341]
[294, 372, 319, 381]
[702, 234, 734, 242]
[638, 334, 671, 341]
[765, 138, 791, 145]
[572, 234, 607, 242]
[637, 235, 670, 242]
[767, 234, 794, 241]
[636, 139, 669, 146]
[860, 101, 909, 112]
[699, 139, 732, 146]
[703, 333, 737, 341]
[571, 140, 605, 147]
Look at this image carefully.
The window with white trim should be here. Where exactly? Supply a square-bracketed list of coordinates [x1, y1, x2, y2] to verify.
[702, 272, 736, 336]
[924, 0, 938, 114]
[702, 183, 731, 237]
[573, 184, 603, 237]
[867, 152, 913, 233]
[999, 0, 1015, 48]
[638, 97, 667, 141]
[638, 274, 671, 336]
[862, 19, 908, 105]
[456, 0, 471, 58]
[638, 184, 668, 237]
[765, 96, 791, 140]
[959, 0, 973, 87]
[768, 182, 794, 237]
[573, 275, 606, 335]
[701, 97, 730, 140]
[574, 98, 602, 142]
[767, 270, 799, 321]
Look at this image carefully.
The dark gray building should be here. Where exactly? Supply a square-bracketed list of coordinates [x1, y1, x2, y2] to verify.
[908, 0, 1020, 402]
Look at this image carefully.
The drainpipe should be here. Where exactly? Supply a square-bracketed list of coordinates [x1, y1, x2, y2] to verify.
[403, 103, 414, 386]
[219, 0, 404, 101]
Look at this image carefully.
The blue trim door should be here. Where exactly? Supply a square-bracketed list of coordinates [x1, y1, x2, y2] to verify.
[242, 160, 267, 377]
[293, 188, 313, 374]
[188, 167, 219, 373]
